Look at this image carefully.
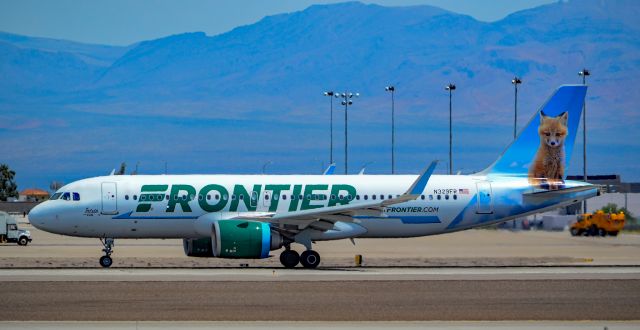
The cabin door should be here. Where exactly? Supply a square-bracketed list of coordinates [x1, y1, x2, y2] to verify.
[475, 181, 493, 214]
[101, 182, 118, 215]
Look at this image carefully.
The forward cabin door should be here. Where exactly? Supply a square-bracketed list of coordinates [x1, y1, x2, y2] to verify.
[101, 182, 118, 215]
[475, 181, 493, 214]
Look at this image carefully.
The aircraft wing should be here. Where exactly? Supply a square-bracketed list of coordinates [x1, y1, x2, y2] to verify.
[235, 161, 438, 226]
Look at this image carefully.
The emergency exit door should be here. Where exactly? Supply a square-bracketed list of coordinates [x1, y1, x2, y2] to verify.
[101, 182, 118, 215]
[475, 181, 493, 214]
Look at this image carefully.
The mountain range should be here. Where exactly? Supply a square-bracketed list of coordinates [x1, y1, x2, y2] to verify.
[1, 0, 639, 188]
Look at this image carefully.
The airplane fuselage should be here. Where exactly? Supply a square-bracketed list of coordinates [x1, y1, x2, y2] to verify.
[30, 173, 597, 239]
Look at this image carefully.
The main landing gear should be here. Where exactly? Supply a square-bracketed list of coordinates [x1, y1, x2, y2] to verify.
[99, 238, 114, 268]
[279, 245, 321, 269]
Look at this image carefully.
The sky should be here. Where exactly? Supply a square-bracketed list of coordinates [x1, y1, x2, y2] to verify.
[0, 0, 556, 46]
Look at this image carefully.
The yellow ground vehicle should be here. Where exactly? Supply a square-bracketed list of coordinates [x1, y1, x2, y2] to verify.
[570, 211, 625, 237]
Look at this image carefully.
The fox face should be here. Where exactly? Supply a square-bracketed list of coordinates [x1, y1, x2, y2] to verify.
[538, 111, 568, 148]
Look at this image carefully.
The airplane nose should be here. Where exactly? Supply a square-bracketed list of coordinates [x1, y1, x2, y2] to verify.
[28, 202, 48, 230]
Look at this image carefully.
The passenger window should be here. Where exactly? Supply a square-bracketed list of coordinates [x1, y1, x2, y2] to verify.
[364, 195, 368, 200]
[437, 195, 441, 200]
[215, 194, 219, 200]
[166, 195, 170, 200]
[388, 195, 392, 200]
[239, 195, 244, 200]
[372, 195, 377, 200]
[207, 195, 211, 200]
[356, 195, 360, 200]
[445, 195, 449, 200]
[429, 195, 433, 200]
[282, 195, 287, 200]
[133, 195, 137, 200]
[453, 195, 457, 200]
[223, 195, 228, 201]
[421, 195, 425, 200]
[232, 195, 236, 200]
[347, 195, 353, 200]
[125, 195, 129, 200]
[265, 194, 270, 200]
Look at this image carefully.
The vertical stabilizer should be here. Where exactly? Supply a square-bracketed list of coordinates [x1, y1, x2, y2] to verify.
[483, 85, 587, 185]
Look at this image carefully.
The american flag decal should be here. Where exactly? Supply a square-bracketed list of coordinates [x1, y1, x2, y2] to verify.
[459, 188, 469, 194]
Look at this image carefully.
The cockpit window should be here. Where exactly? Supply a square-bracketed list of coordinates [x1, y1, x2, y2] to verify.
[61, 192, 71, 201]
[51, 193, 62, 200]
[73, 192, 80, 201]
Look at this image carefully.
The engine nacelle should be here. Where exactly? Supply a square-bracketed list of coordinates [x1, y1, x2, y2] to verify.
[183, 220, 283, 259]
[183, 237, 214, 257]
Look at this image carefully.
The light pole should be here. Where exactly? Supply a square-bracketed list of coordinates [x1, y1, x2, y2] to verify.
[445, 83, 456, 175]
[579, 68, 590, 213]
[511, 77, 522, 140]
[336, 92, 359, 174]
[262, 161, 273, 174]
[385, 86, 396, 174]
[323, 91, 335, 164]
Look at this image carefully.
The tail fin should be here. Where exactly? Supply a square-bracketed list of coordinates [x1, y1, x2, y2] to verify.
[483, 85, 587, 179]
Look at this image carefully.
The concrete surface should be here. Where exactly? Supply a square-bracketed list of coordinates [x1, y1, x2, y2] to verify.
[1, 224, 639, 268]
[1, 279, 638, 321]
[1, 321, 639, 329]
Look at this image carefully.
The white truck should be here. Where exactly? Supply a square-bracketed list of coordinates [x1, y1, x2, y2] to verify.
[0, 211, 32, 245]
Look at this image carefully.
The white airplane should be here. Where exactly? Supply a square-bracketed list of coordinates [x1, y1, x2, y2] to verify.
[29, 85, 598, 268]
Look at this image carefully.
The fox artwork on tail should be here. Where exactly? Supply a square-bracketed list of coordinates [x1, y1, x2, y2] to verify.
[528, 110, 569, 190]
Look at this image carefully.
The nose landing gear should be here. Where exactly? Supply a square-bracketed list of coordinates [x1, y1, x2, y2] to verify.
[99, 238, 114, 268]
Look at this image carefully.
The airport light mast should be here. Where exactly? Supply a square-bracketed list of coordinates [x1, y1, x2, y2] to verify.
[511, 77, 522, 140]
[337, 92, 359, 174]
[579, 68, 591, 213]
[323, 91, 335, 165]
[445, 83, 456, 175]
[385, 85, 396, 174]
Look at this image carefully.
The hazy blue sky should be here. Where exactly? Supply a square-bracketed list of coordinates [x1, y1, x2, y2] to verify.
[0, 0, 555, 45]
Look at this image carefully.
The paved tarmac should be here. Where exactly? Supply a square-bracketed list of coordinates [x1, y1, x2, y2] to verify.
[0, 267, 638, 321]
[1, 321, 640, 330]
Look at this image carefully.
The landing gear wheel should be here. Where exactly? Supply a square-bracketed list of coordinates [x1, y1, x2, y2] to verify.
[99, 238, 115, 268]
[300, 250, 321, 269]
[280, 250, 300, 268]
[99, 256, 113, 268]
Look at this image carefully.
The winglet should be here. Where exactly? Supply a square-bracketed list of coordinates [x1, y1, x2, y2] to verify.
[323, 163, 336, 175]
[109, 169, 115, 176]
[407, 160, 438, 196]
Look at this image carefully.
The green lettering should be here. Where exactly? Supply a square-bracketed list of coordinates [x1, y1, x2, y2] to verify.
[288, 184, 303, 212]
[167, 184, 196, 212]
[198, 184, 228, 212]
[328, 184, 356, 207]
[230, 184, 262, 212]
[265, 184, 290, 212]
[301, 184, 328, 210]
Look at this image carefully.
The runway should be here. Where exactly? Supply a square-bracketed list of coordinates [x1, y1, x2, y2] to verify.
[1, 267, 639, 321]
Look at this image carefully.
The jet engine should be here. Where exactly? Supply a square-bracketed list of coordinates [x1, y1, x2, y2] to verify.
[183, 220, 283, 258]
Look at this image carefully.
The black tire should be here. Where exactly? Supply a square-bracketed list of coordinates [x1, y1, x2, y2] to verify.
[570, 228, 579, 236]
[17, 236, 28, 246]
[599, 228, 607, 237]
[0, 235, 6, 244]
[588, 225, 599, 236]
[99, 256, 113, 268]
[279, 250, 300, 268]
[300, 250, 321, 269]
[609, 231, 619, 237]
